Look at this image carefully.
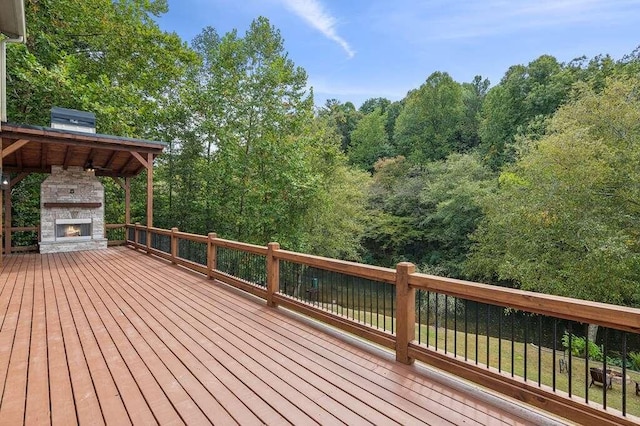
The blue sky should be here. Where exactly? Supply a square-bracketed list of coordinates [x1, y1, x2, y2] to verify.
[156, 0, 639, 108]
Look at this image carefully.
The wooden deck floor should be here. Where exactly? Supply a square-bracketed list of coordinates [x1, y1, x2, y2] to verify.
[0, 247, 549, 425]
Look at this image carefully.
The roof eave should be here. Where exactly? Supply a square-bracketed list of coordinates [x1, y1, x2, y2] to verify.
[0, 0, 26, 40]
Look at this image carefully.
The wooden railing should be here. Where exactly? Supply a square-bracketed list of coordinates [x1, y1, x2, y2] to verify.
[126, 223, 640, 426]
[3, 225, 40, 253]
[2, 223, 128, 254]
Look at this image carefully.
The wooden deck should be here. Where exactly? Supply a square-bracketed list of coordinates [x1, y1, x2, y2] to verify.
[0, 247, 555, 425]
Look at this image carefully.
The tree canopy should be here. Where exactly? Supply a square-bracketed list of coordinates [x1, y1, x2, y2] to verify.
[468, 76, 640, 305]
[5, 1, 640, 306]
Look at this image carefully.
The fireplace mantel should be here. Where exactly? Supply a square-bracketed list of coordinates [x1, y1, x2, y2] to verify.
[43, 202, 102, 208]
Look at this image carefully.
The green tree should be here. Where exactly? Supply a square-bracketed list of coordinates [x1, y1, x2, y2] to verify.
[364, 153, 494, 274]
[359, 97, 391, 115]
[478, 55, 574, 170]
[348, 108, 393, 172]
[319, 99, 361, 152]
[459, 75, 490, 152]
[393, 72, 464, 162]
[468, 76, 640, 306]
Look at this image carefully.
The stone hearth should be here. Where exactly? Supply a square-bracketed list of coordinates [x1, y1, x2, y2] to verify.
[39, 166, 107, 253]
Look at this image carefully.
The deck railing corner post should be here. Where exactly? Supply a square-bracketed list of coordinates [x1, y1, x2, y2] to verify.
[266, 242, 281, 307]
[207, 232, 217, 279]
[171, 227, 179, 264]
[396, 261, 416, 365]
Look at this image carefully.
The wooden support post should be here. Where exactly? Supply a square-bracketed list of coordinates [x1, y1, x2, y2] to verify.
[1, 137, 3, 266]
[396, 262, 416, 365]
[134, 222, 140, 250]
[266, 242, 280, 307]
[170, 227, 178, 264]
[146, 225, 151, 252]
[124, 177, 131, 225]
[207, 232, 217, 279]
[4, 187, 10, 255]
[146, 152, 153, 229]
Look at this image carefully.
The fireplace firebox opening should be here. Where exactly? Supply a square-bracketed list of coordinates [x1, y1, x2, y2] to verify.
[54, 218, 93, 241]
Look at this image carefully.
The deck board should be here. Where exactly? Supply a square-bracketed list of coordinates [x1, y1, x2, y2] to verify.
[0, 247, 544, 425]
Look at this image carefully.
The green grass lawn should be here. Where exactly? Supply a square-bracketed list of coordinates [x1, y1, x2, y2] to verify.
[414, 323, 640, 417]
[316, 302, 640, 418]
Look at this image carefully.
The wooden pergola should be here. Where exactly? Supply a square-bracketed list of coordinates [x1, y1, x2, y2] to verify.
[0, 122, 166, 263]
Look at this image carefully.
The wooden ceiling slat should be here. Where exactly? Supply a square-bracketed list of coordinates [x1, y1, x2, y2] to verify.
[41, 143, 48, 170]
[105, 151, 118, 169]
[16, 148, 22, 169]
[120, 155, 136, 175]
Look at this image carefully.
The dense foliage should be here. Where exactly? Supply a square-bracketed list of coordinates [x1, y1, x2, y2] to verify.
[6, 1, 640, 306]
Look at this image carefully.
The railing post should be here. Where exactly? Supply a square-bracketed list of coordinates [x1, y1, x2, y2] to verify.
[146, 225, 151, 252]
[170, 227, 178, 264]
[266, 242, 280, 307]
[207, 232, 217, 279]
[134, 222, 140, 250]
[396, 262, 416, 365]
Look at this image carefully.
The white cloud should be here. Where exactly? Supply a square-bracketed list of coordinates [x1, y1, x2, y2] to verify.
[280, 0, 355, 58]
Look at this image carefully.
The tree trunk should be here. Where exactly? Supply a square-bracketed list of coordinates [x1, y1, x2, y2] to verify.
[587, 323, 599, 344]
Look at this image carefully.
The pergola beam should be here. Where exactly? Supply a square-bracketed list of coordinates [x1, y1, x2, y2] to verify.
[1, 138, 28, 158]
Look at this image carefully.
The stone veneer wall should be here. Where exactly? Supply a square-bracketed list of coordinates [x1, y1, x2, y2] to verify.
[39, 165, 108, 253]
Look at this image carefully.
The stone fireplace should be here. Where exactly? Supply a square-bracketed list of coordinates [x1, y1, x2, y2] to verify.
[39, 165, 107, 253]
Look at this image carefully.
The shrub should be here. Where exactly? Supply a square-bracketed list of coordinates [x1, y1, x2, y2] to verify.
[562, 332, 603, 360]
[629, 352, 640, 371]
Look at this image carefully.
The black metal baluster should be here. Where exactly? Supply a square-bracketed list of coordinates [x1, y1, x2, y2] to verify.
[391, 286, 395, 333]
[552, 319, 557, 391]
[603, 328, 608, 410]
[426, 292, 431, 346]
[356, 278, 360, 322]
[486, 304, 490, 368]
[454, 297, 458, 358]
[524, 319, 528, 381]
[623, 333, 627, 416]
[475, 302, 479, 365]
[498, 307, 502, 372]
[346, 274, 350, 318]
[369, 278, 373, 326]
[418, 291, 422, 344]
[568, 324, 573, 397]
[376, 281, 380, 329]
[382, 282, 385, 331]
[538, 316, 542, 386]
[435, 294, 439, 351]
[444, 295, 448, 354]
[511, 314, 515, 378]
[464, 298, 468, 361]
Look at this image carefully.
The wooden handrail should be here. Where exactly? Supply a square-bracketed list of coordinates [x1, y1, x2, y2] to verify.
[213, 237, 268, 256]
[174, 230, 208, 244]
[105, 223, 125, 229]
[409, 272, 640, 334]
[9, 226, 38, 232]
[274, 249, 397, 284]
